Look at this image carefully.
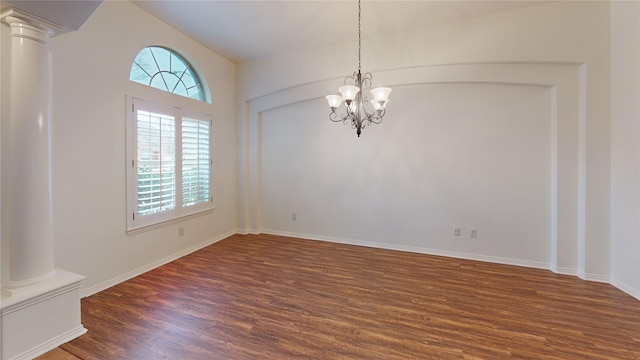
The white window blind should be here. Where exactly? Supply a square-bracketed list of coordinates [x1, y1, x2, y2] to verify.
[137, 110, 176, 215]
[127, 97, 213, 231]
[182, 118, 210, 207]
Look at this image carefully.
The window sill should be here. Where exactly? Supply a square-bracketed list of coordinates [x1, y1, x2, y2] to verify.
[126, 208, 215, 236]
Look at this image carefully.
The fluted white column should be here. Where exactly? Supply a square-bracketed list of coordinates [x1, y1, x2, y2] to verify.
[3, 10, 61, 288]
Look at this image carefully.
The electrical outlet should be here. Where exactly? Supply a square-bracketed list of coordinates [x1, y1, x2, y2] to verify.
[470, 229, 478, 238]
[454, 227, 461, 236]
[291, 213, 297, 221]
[178, 227, 184, 236]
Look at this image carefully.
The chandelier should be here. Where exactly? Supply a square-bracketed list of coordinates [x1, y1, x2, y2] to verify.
[326, 0, 391, 137]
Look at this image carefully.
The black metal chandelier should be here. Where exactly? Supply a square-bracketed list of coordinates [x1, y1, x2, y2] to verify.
[326, 0, 391, 137]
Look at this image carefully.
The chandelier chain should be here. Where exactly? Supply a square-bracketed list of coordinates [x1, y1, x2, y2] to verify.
[358, 0, 361, 73]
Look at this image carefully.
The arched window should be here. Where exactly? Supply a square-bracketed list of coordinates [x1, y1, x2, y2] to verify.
[129, 46, 206, 102]
[127, 46, 213, 232]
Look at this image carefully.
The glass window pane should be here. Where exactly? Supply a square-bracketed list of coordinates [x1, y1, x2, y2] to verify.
[151, 47, 171, 74]
[129, 46, 206, 102]
[149, 74, 168, 92]
[170, 53, 187, 76]
[130, 63, 152, 85]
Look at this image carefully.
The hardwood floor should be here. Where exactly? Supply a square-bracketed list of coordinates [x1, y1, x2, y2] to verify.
[35, 348, 81, 360]
[40, 234, 640, 359]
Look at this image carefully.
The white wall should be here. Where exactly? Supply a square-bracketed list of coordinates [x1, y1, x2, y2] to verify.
[1, 0, 237, 294]
[611, 1, 640, 299]
[238, 1, 615, 283]
[262, 83, 551, 266]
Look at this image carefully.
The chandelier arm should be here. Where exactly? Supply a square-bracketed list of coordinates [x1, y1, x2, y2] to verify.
[360, 72, 373, 89]
[330, 110, 359, 128]
[344, 72, 358, 86]
[369, 109, 385, 124]
[368, 117, 383, 125]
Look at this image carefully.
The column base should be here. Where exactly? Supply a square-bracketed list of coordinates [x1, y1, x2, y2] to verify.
[1, 269, 86, 360]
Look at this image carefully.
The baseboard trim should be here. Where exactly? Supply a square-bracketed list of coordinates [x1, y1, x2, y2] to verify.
[79, 229, 636, 302]
[261, 229, 550, 271]
[610, 278, 640, 301]
[262, 230, 634, 298]
[80, 230, 235, 298]
[583, 273, 610, 283]
[9, 325, 87, 360]
[553, 267, 578, 277]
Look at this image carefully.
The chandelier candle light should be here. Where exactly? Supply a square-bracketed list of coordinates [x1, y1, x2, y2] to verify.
[326, 0, 391, 137]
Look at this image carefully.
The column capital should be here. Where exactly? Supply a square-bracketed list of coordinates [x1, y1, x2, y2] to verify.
[1, 7, 62, 40]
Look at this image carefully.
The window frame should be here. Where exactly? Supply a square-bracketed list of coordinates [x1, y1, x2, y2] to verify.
[126, 96, 214, 233]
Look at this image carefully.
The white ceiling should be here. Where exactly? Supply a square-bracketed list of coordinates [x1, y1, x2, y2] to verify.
[2, 0, 102, 34]
[131, 0, 552, 63]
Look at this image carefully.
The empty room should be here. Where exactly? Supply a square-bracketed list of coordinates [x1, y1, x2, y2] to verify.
[1, 0, 639, 359]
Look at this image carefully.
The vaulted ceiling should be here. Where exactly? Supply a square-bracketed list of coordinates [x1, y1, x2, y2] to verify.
[131, 1, 553, 63]
[2, 0, 553, 64]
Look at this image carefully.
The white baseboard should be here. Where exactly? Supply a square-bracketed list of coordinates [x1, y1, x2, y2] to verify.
[1, 270, 85, 360]
[610, 278, 640, 301]
[80, 230, 235, 298]
[262, 230, 640, 299]
[584, 273, 610, 283]
[10, 325, 87, 360]
[261, 229, 550, 271]
[553, 266, 579, 277]
[80, 228, 639, 303]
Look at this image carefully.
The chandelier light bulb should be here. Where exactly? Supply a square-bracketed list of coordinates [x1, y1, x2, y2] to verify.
[370, 87, 392, 102]
[338, 85, 360, 102]
[370, 99, 389, 111]
[326, 95, 344, 110]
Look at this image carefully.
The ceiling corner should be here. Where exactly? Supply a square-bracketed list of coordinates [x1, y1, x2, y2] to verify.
[1, 0, 103, 34]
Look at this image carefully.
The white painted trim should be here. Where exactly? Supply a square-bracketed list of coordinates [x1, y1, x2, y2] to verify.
[0, 8, 63, 35]
[78, 229, 637, 303]
[1, 270, 84, 314]
[577, 63, 587, 280]
[236, 228, 261, 235]
[261, 230, 627, 291]
[610, 278, 640, 301]
[262, 229, 550, 271]
[553, 267, 578, 277]
[125, 209, 215, 236]
[80, 230, 235, 298]
[584, 273, 610, 284]
[8, 325, 87, 360]
[549, 86, 559, 274]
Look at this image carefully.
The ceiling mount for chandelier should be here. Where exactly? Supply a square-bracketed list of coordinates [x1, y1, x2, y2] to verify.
[326, 0, 391, 137]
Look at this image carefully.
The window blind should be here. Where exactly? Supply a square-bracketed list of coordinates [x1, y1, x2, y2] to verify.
[182, 118, 210, 207]
[136, 110, 176, 215]
[127, 97, 213, 231]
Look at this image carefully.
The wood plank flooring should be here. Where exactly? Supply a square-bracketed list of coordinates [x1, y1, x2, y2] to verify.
[41, 234, 640, 359]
